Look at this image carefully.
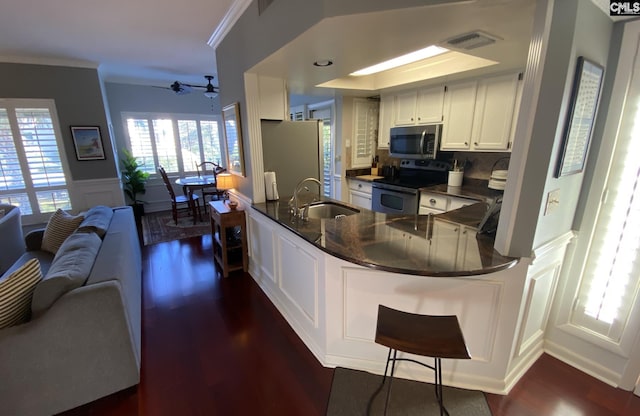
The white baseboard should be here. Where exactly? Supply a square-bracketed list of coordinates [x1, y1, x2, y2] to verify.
[544, 340, 620, 387]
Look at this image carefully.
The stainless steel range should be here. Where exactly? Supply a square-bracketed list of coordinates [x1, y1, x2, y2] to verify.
[372, 159, 451, 214]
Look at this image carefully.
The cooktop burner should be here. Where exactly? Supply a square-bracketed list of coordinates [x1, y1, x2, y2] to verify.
[374, 159, 451, 189]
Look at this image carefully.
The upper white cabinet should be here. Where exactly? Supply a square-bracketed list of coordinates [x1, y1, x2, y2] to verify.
[393, 86, 444, 126]
[378, 94, 393, 149]
[441, 81, 478, 150]
[259, 75, 289, 120]
[441, 73, 522, 152]
[471, 73, 521, 151]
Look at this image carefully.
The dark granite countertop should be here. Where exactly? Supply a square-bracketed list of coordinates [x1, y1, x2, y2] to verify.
[420, 180, 504, 202]
[251, 198, 518, 277]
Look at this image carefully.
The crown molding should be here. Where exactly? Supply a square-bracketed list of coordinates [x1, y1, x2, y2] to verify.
[207, 0, 253, 50]
[0, 55, 98, 69]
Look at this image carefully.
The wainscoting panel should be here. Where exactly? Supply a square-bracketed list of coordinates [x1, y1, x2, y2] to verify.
[248, 213, 277, 284]
[341, 267, 503, 362]
[277, 233, 319, 327]
[72, 178, 124, 211]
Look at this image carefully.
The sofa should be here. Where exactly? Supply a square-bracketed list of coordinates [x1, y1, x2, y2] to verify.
[0, 205, 141, 416]
[0, 204, 26, 276]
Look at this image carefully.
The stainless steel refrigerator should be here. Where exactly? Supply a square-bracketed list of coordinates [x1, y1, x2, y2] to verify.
[261, 119, 322, 199]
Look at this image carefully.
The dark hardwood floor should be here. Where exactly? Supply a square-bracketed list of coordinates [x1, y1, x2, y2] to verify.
[61, 235, 640, 416]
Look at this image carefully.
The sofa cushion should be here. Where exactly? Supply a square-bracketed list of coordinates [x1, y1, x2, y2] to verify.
[41, 209, 84, 254]
[0, 258, 42, 329]
[77, 205, 113, 238]
[31, 232, 102, 317]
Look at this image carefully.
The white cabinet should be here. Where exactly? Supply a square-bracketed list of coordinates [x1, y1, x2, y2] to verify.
[351, 98, 379, 168]
[348, 179, 372, 210]
[441, 73, 522, 152]
[258, 75, 288, 120]
[441, 81, 478, 150]
[416, 86, 445, 124]
[393, 86, 444, 126]
[378, 94, 393, 149]
[418, 191, 479, 215]
[471, 73, 520, 151]
[430, 218, 481, 270]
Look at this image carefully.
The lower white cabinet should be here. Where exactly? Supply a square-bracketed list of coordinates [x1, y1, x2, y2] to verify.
[430, 218, 481, 270]
[419, 191, 479, 215]
[348, 179, 372, 210]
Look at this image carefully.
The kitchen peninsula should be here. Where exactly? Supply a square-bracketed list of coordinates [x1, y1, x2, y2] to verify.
[247, 198, 528, 394]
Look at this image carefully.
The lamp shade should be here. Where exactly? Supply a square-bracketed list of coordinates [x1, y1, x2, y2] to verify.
[216, 173, 234, 190]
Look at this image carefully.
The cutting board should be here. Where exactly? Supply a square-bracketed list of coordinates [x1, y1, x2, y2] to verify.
[354, 175, 384, 181]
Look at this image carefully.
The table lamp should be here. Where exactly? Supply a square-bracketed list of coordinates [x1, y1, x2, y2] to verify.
[216, 173, 234, 200]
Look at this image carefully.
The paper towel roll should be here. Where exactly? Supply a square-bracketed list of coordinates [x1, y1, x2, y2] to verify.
[264, 171, 279, 200]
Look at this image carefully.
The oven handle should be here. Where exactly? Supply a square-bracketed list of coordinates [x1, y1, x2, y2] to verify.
[372, 185, 417, 196]
[420, 130, 426, 157]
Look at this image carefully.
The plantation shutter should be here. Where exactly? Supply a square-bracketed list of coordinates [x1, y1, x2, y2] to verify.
[0, 99, 71, 220]
[351, 98, 379, 168]
[571, 43, 640, 341]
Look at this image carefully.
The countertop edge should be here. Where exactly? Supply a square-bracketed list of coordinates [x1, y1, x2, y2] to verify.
[250, 204, 519, 278]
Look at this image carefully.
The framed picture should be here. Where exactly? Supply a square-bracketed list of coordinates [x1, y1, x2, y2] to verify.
[70, 126, 106, 161]
[555, 56, 604, 177]
[222, 102, 245, 177]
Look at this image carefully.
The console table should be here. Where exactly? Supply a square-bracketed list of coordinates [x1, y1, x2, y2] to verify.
[209, 200, 248, 277]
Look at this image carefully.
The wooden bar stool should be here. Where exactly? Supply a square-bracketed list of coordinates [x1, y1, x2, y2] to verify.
[372, 304, 471, 416]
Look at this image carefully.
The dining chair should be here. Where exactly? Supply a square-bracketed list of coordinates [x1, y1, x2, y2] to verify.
[196, 161, 226, 204]
[158, 166, 200, 225]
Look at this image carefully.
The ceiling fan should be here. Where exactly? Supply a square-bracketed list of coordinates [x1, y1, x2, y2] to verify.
[157, 75, 219, 98]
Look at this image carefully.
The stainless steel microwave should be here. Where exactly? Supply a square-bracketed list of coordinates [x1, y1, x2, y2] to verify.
[389, 124, 442, 159]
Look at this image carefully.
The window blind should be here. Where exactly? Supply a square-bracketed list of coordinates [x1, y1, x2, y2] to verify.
[0, 100, 70, 219]
[571, 48, 640, 342]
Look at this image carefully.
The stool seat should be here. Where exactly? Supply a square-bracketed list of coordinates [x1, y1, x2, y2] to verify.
[370, 305, 471, 416]
[375, 305, 470, 360]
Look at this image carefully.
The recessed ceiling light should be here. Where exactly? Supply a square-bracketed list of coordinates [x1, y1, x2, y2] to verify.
[349, 45, 449, 76]
[313, 60, 333, 67]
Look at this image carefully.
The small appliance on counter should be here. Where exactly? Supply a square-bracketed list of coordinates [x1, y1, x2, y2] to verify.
[264, 171, 280, 200]
[488, 157, 509, 190]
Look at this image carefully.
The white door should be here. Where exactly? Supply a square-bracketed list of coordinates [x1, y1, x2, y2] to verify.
[309, 103, 335, 198]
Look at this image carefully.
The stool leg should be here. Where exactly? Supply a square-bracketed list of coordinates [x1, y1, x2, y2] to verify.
[383, 349, 398, 416]
[434, 357, 449, 416]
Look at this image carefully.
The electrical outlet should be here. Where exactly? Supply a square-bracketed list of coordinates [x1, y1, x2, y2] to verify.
[545, 189, 560, 215]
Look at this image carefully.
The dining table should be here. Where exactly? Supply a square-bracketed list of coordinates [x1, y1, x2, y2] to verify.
[175, 175, 217, 224]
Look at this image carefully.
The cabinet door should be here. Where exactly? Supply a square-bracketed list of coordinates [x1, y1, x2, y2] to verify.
[416, 86, 445, 124]
[378, 95, 393, 148]
[456, 227, 482, 270]
[471, 73, 519, 151]
[430, 219, 460, 270]
[350, 190, 372, 210]
[448, 196, 477, 211]
[393, 91, 417, 126]
[441, 81, 477, 150]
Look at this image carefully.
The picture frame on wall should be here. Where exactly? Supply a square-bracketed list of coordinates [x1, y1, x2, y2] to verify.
[70, 126, 106, 161]
[555, 56, 605, 177]
[222, 102, 245, 177]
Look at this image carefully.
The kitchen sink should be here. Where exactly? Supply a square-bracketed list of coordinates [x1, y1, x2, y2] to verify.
[305, 202, 359, 219]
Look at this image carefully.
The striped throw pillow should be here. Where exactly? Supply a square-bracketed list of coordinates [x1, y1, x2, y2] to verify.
[0, 258, 43, 329]
[41, 209, 84, 254]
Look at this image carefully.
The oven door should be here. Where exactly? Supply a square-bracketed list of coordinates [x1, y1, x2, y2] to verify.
[372, 184, 418, 214]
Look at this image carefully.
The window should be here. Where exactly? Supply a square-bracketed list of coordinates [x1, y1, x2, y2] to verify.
[123, 112, 223, 176]
[570, 39, 640, 342]
[0, 99, 71, 220]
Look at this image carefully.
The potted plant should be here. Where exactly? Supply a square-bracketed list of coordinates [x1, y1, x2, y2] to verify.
[121, 149, 150, 218]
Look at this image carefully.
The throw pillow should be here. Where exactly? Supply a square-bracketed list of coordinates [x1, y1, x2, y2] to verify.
[41, 209, 84, 254]
[0, 258, 42, 329]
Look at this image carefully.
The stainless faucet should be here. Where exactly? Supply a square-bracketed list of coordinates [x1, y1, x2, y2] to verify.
[289, 177, 322, 220]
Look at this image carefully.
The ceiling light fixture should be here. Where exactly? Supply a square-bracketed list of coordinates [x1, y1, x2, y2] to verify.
[203, 75, 218, 99]
[349, 45, 449, 76]
[313, 59, 333, 67]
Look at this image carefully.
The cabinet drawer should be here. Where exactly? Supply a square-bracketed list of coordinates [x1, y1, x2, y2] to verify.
[419, 192, 447, 210]
[348, 180, 372, 194]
